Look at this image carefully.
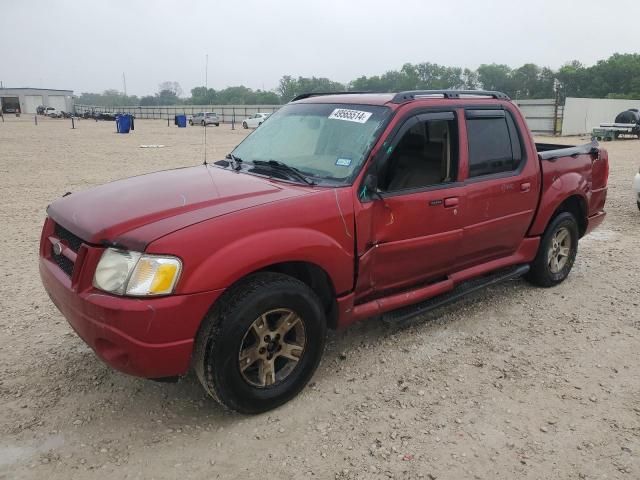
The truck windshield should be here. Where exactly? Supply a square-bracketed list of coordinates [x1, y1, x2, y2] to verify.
[231, 103, 390, 184]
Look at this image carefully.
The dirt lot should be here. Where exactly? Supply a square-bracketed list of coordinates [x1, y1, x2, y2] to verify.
[0, 116, 639, 479]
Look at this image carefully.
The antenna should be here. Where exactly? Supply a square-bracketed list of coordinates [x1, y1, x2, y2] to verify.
[203, 53, 209, 165]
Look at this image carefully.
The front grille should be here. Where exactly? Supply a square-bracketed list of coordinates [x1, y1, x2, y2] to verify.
[54, 223, 83, 253]
[52, 248, 75, 276]
[51, 222, 86, 277]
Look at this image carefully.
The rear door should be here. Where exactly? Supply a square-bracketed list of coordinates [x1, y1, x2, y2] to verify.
[457, 107, 539, 268]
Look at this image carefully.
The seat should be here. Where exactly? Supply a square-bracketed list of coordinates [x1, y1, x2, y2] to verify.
[387, 133, 443, 191]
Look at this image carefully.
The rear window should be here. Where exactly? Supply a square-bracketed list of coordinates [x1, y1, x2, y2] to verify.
[466, 111, 524, 177]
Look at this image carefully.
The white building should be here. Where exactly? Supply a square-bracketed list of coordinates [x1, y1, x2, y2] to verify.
[0, 87, 74, 114]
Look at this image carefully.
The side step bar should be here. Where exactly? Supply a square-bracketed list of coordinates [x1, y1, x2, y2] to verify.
[382, 264, 530, 326]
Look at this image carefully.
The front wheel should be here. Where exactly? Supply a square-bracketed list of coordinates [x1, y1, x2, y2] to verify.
[242, 121, 248, 129]
[189, 120, 193, 125]
[194, 272, 327, 414]
[525, 212, 579, 287]
[201, 120, 206, 126]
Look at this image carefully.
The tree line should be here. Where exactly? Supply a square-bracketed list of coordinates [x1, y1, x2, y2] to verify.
[76, 53, 640, 107]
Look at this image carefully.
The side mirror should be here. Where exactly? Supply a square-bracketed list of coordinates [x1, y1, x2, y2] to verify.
[361, 173, 383, 201]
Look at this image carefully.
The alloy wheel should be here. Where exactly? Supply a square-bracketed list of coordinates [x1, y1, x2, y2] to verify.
[238, 308, 306, 387]
[548, 227, 571, 273]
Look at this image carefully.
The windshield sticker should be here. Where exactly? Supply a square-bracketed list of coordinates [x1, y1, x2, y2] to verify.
[328, 108, 372, 124]
[336, 158, 352, 167]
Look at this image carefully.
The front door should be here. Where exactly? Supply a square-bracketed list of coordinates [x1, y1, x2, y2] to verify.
[356, 111, 465, 297]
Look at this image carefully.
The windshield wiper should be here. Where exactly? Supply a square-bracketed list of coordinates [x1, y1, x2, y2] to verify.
[252, 160, 316, 185]
[225, 153, 243, 171]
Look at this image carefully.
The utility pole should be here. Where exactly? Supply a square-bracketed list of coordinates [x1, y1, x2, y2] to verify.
[205, 54, 208, 90]
[553, 78, 560, 136]
[123, 73, 127, 97]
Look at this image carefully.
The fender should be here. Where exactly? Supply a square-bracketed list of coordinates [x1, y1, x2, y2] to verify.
[528, 171, 588, 236]
[168, 227, 354, 295]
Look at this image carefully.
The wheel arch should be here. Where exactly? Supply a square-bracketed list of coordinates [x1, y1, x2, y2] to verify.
[211, 261, 339, 330]
[529, 182, 589, 238]
[550, 194, 588, 237]
[258, 261, 338, 329]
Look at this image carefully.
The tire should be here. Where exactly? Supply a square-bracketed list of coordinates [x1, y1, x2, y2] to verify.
[194, 272, 327, 414]
[215, 123, 220, 127]
[637, 201, 640, 211]
[242, 121, 248, 129]
[189, 120, 193, 126]
[525, 212, 579, 288]
[201, 120, 205, 126]
[258, 122, 262, 126]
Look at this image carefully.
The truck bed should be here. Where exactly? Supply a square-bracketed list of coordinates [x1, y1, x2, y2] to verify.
[536, 141, 598, 161]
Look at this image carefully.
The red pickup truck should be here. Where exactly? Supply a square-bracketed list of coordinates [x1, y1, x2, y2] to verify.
[40, 90, 608, 413]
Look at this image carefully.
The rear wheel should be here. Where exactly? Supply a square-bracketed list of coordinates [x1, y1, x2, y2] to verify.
[242, 121, 248, 129]
[525, 212, 579, 287]
[189, 120, 193, 125]
[194, 272, 327, 414]
[201, 120, 205, 126]
[215, 123, 220, 127]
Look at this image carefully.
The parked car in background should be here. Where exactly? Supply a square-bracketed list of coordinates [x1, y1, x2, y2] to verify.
[634, 166, 640, 210]
[190, 112, 220, 126]
[242, 112, 271, 129]
[39, 90, 609, 414]
[44, 107, 62, 118]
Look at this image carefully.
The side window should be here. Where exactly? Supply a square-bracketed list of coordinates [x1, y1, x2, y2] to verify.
[466, 111, 524, 178]
[381, 117, 459, 192]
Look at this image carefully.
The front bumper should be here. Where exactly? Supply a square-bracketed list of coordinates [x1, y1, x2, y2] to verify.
[40, 254, 222, 378]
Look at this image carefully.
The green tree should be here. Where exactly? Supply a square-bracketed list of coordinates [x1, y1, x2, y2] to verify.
[76, 89, 139, 106]
[477, 64, 515, 96]
[139, 95, 157, 106]
[156, 89, 179, 105]
[158, 81, 183, 98]
[190, 86, 217, 105]
[277, 76, 345, 102]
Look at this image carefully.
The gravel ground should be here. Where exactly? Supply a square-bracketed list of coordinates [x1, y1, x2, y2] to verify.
[0, 116, 639, 480]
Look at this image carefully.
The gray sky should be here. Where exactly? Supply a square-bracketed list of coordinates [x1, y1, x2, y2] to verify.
[1, 0, 638, 96]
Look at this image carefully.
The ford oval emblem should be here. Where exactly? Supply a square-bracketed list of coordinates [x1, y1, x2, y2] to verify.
[53, 242, 63, 256]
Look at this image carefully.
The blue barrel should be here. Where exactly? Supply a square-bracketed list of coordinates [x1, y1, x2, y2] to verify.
[176, 114, 187, 128]
[116, 114, 132, 134]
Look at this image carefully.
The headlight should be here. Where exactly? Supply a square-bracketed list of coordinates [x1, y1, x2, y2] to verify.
[93, 248, 182, 296]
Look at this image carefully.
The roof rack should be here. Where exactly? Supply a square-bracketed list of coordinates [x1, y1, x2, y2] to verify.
[290, 91, 373, 102]
[391, 90, 510, 103]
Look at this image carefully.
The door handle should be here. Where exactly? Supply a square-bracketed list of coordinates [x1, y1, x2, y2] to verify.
[444, 197, 459, 208]
[520, 182, 531, 192]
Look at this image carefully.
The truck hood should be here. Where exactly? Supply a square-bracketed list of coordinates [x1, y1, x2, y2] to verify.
[47, 165, 314, 251]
